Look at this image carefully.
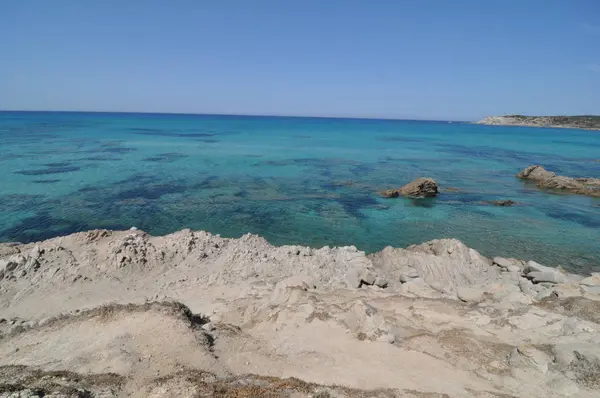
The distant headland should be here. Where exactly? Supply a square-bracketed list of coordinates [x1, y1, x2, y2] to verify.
[476, 115, 600, 130]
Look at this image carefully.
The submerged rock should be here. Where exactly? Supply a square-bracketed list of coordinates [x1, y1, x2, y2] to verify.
[486, 200, 518, 206]
[380, 177, 439, 198]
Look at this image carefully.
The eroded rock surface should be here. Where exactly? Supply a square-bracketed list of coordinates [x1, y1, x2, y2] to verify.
[1, 229, 600, 397]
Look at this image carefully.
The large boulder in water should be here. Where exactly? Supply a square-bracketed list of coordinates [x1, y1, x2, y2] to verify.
[380, 178, 439, 198]
[516, 165, 556, 181]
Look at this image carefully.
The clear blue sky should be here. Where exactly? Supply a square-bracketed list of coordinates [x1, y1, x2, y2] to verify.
[1, 0, 599, 120]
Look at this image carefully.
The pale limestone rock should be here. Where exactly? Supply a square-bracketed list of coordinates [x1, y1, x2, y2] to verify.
[457, 287, 484, 303]
[398, 278, 442, 298]
[516, 165, 556, 181]
[373, 277, 388, 288]
[508, 345, 550, 373]
[552, 283, 583, 299]
[504, 291, 533, 305]
[508, 312, 552, 330]
[359, 269, 377, 285]
[581, 285, 600, 297]
[507, 265, 522, 273]
[535, 288, 557, 301]
[519, 277, 537, 295]
[485, 282, 521, 301]
[344, 268, 362, 289]
[527, 271, 568, 284]
[343, 300, 389, 340]
[547, 377, 580, 396]
[525, 260, 557, 274]
[30, 245, 42, 259]
[493, 256, 522, 271]
[580, 274, 600, 287]
[553, 343, 600, 368]
[399, 268, 419, 282]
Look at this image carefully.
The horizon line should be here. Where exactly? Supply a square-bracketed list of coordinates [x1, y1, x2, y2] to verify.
[0, 109, 472, 123]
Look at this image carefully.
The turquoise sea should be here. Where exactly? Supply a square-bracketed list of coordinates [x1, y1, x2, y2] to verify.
[1, 111, 599, 272]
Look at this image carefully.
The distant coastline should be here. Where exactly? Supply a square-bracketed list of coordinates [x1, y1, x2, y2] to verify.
[476, 115, 600, 130]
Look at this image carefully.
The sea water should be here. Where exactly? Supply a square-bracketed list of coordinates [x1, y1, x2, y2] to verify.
[1, 111, 599, 272]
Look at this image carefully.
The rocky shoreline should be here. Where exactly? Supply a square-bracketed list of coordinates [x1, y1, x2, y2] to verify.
[517, 165, 600, 197]
[476, 115, 600, 130]
[1, 228, 600, 397]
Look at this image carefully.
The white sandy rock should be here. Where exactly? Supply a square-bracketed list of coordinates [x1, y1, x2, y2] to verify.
[1, 229, 599, 398]
[370, 239, 499, 298]
[580, 274, 600, 287]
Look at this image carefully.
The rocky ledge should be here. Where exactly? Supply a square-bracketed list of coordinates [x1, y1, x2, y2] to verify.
[517, 165, 600, 197]
[1, 229, 600, 397]
[476, 115, 600, 130]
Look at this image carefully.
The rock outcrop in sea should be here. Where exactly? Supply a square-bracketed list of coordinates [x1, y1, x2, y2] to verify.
[517, 165, 600, 197]
[380, 177, 439, 198]
[1, 228, 600, 397]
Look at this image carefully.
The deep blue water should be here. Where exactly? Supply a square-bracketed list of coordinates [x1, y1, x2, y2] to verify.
[1, 111, 599, 272]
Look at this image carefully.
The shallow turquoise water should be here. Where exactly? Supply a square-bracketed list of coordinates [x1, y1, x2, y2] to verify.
[1, 111, 599, 272]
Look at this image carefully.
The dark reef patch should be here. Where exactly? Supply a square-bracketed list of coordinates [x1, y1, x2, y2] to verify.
[79, 155, 121, 161]
[27, 149, 63, 155]
[545, 209, 600, 229]
[175, 133, 216, 138]
[350, 164, 375, 176]
[437, 143, 580, 167]
[0, 154, 25, 161]
[193, 176, 221, 190]
[0, 211, 127, 243]
[128, 128, 220, 139]
[142, 152, 188, 163]
[32, 179, 61, 184]
[552, 139, 600, 149]
[378, 136, 423, 143]
[14, 166, 81, 175]
[100, 141, 124, 147]
[335, 194, 378, 219]
[112, 182, 187, 201]
[436, 192, 487, 204]
[75, 173, 186, 203]
[43, 162, 71, 167]
[93, 147, 136, 154]
[233, 190, 250, 199]
[0, 194, 47, 212]
[408, 198, 436, 208]
[117, 173, 160, 185]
